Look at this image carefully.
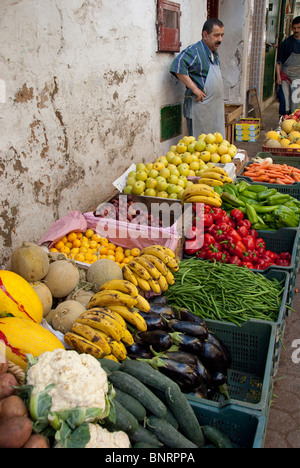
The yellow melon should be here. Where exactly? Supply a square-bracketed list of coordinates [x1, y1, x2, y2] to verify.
[0, 270, 43, 323]
[0, 316, 65, 370]
[281, 119, 298, 135]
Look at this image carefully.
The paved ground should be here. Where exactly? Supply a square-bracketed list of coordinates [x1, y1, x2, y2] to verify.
[237, 100, 300, 448]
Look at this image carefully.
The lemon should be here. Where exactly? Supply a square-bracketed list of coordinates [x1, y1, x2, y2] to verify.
[200, 151, 211, 162]
[211, 153, 221, 163]
[220, 154, 232, 164]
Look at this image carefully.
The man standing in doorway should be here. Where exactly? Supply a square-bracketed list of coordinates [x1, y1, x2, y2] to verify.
[277, 16, 300, 115]
[170, 18, 225, 138]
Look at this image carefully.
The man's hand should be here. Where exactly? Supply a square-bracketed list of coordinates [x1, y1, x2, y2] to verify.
[175, 73, 206, 101]
[195, 89, 207, 102]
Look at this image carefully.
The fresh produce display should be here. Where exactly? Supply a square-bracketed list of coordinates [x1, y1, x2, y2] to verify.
[123, 133, 237, 200]
[165, 258, 285, 325]
[242, 159, 300, 184]
[184, 205, 292, 269]
[99, 357, 235, 448]
[217, 181, 300, 229]
[264, 110, 300, 149]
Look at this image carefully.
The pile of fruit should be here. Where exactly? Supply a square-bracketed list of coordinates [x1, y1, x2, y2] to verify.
[124, 133, 237, 200]
[184, 205, 292, 270]
[264, 110, 300, 149]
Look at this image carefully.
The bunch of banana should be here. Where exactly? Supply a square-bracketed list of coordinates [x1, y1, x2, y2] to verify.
[198, 166, 233, 188]
[181, 183, 222, 207]
[122, 245, 178, 294]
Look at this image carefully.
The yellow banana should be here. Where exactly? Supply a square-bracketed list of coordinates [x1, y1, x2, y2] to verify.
[107, 305, 147, 331]
[133, 256, 161, 280]
[182, 184, 215, 201]
[86, 307, 127, 329]
[87, 290, 138, 309]
[64, 332, 106, 359]
[135, 294, 151, 313]
[201, 172, 233, 184]
[203, 166, 228, 176]
[198, 178, 224, 187]
[158, 246, 175, 259]
[140, 246, 179, 271]
[122, 265, 138, 287]
[121, 328, 134, 346]
[100, 279, 139, 298]
[157, 274, 169, 291]
[106, 338, 127, 361]
[132, 272, 151, 292]
[103, 354, 119, 362]
[148, 277, 161, 294]
[76, 314, 123, 342]
[165, 269, 175, 285]
[184, 195, 222, 207]
[128, 260, 151, 281]
[140, 254, 169, 276]
[71, 322, 111, 355]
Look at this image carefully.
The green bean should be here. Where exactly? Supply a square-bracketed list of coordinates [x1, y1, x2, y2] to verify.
[165, 259, 284, 325]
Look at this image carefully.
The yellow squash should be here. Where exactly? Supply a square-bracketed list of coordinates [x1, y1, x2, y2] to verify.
[0, 317, 65, 370]
[0, 270, 43, 323]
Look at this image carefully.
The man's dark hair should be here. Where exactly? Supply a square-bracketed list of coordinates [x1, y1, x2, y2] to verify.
[202, 18, 224, 34]
[292, 16, 300, 26]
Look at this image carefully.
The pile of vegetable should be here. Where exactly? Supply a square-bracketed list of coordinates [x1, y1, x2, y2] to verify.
[99, 357, 234, 448]
[184, 205, 292, 270]
[216, 181, 300, 229]
[241, 160, 300, 184]
[165, 258, 286, 325]
[126, 296, 231, 400]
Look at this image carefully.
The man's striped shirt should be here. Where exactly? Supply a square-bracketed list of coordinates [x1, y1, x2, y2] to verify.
[170, 40, 219, 119]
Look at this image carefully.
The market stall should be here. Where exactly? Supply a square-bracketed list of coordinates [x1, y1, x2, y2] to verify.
[0, 125, 299, 449]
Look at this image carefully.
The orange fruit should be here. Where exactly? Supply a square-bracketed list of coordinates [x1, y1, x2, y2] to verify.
[107, 243, 116, 251]
[115, 251, 125, 263]
[72, 238, 81, 248]
[67, 232, 77, 242]
[85, 229, 94, 238]
[76, 232, 83, 239]
[61, 236, 68, 244]
[75, 253, 85, 262]
[131, 248, 141, 257]
[92, 233, 102, 243]
[100, 238, 109, 245]
[54, 240, 64, 251]
[89, 240, 98, 250]
[124, 249, 132, 257]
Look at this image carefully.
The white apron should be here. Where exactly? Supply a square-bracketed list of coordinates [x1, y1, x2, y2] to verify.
[282, 52, 300, 113]
[191, 62, 225, 139]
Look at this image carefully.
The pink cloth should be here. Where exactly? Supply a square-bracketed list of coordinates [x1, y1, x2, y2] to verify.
[38, 211, 87, 248]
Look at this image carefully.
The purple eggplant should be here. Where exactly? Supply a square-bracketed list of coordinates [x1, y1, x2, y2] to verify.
[126, 342, 153, 359]
[198, 340, 228, 373]
[206, 332, 232, 368]
[176, 308, 208, 328]
[169, 332, 204, 355]
[136, 330, 173, 352]
[168, 319, 208, 340]
[149, 295, 168, 306]
[139, 312, 168, 331]
[149, 304, 176, 319]
[164, 351, 211, 386]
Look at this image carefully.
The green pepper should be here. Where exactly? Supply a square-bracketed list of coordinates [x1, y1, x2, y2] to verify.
[262, 213, 275, 223]
[244, 185, 268, 193]
[250, 204, 280, 213]
[252, 223, 272, 231]
[257, 189, 278, 201]
[267, 194, 291, 206]
[246, 203, 258, 225]
[221, 192, 245, 207]
[223, 184, 237, 196]
[274, 206, 300, 227]
[214, 185, 223, 196]
[236, 180, 250, 193]
[238, 195, 257, 206]
[242, 190, 258, 200]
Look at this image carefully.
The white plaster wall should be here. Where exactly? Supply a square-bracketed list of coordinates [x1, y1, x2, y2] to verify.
[0, 0, 207, 263]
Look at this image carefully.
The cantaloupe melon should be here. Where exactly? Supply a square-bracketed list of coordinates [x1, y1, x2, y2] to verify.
[0, 316, 65, 370]
[11, 242, 50, 282]
[43, 259, 80, 298]
[86, 259, 123, 290]
[29, 281, 53, 317]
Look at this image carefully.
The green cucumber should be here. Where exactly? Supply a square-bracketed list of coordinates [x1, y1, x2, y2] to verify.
[121, 360, 180, 392]
[105, 399, 138, 435]
[114, 388, 146, 422]
[146, 416, 198, 449]
[164, 385, 205, 447]
[98, 358, 122, 372]
[108, 371, 167, 418]
[164, 408, 179, 429]
[130, 424, 161, 447]
[202, 425, 233, 448]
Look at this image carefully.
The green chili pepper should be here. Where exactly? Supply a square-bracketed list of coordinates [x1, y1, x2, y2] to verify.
[242, 190, 259, 200]
[246, 203, 259, 225]
[267, 194, 291, 206]
[251, 223, 271, 230]
[222, 184, 237, 196]
[238, 195, 257, 206]
[250, 204, 280, 213]
[236, 180, 250, 193]
[214, 185, 223, 196]
[221, 192, 246, 207]
[244, 184, 268, 193]
[257, 189, 278, 201]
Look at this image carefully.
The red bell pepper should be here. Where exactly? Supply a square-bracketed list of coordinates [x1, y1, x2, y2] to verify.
[238, 225, 249, 238]
[203, 233, 216, 247]
[210, 207, 224, 221]
[229, 256, 242, 266]
[243, 236, 256, 251]
[242, 261, 254, 269]
[255, 238, 266, 250]
[228, 240, 246, 258]
[237, 219, 251, 230]
[230, 209, 244, 222]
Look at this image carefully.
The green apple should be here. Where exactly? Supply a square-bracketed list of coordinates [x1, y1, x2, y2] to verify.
[177, 188, 185, 199]
[167, 175, 179, 185]
[182, 152, 193, 164]
[157, 191, 169, 198]
[185, 181, 194, 188]
[187, 143, 196, 153]
[194, 139, 206, 152]
[145, 163, 153, 171]
[167, 184, 179, 195]
[148, 169, 159, 179]
[166, 151, 176, 163]
[128, 171, 137, 178]
[127, 176, 137, 186]
[179, 175, 188, 187]
[169, 167, 180, 177]
[157, 179, 168, 192]
[159, 167, 171, 179]
[136, 163, 146, 172]
[144, 188, 157, 197]
[146, 178, 158, 189]
[178, 163, 190, 177]
[177, 178, 185, 188]
[136, 170, 148, 182]
[172, 155, 183, 166]
[124, 185, 133, 194]
[132, 180, 146, 195]
[168, 193, 178, 199]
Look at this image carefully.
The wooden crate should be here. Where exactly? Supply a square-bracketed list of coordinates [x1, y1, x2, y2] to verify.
[225, 104, 243, 125]
[225, 121, 236, 144]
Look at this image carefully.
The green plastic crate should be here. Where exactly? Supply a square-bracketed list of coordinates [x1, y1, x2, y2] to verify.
[255, 229, 300, 307]
[186, 319, 277, 414]
[238, 152, 300, 199]
[190, 400, 267, 448]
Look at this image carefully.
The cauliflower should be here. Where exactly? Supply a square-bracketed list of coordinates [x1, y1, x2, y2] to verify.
[85, 424, 131, 449]
[26, 348, 108, 412]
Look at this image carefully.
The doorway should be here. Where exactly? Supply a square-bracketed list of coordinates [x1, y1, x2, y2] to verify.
[263, 0, 282, 101]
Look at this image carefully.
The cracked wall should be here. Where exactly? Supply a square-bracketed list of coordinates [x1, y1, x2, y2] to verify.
[0, 0, 207, 264]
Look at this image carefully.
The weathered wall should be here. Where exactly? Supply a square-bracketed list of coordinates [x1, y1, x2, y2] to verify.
[0, 0, 207, 264]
